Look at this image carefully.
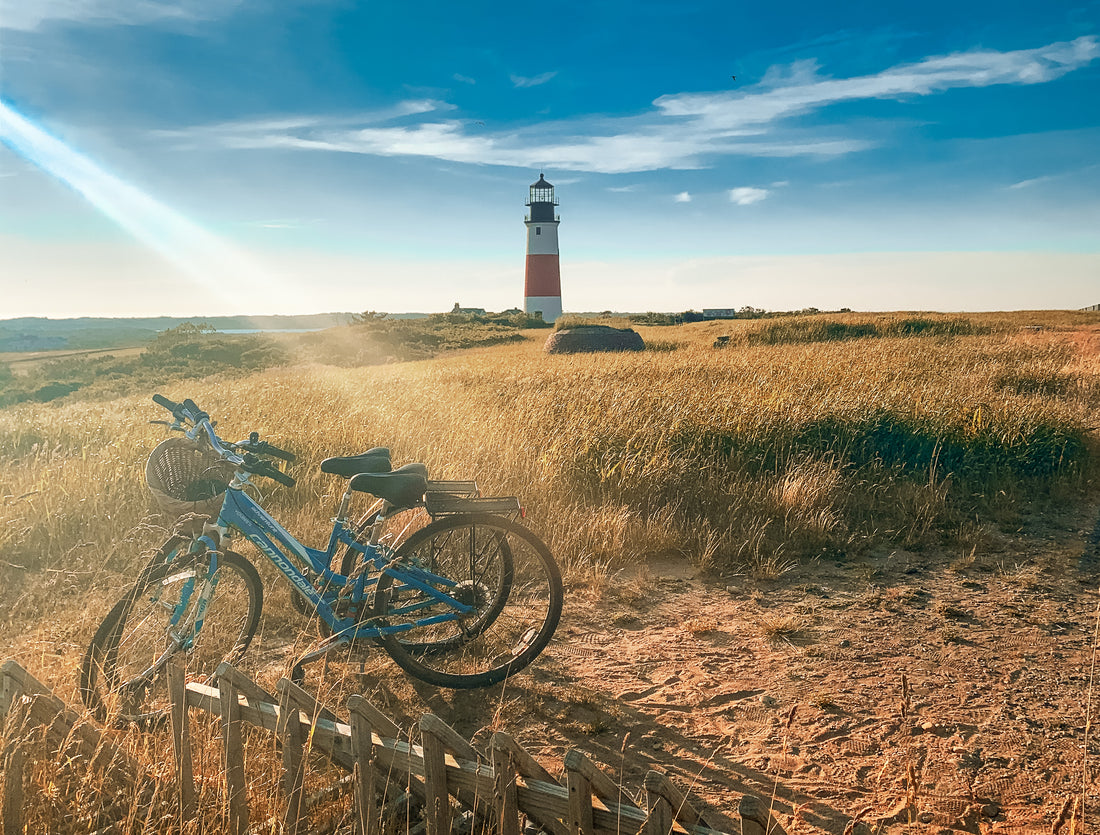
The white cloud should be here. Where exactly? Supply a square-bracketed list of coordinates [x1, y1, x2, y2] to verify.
[729, 187, 769, 205]
[674, 191, 692, 203]
[453, 73, 476, 85]
[0, 0, 245, 31]
[510, 71, 558, 88]
[653, 37, 1099, 130]
[162, 36, 1098, 175]
[1008, 175, 1054, 189]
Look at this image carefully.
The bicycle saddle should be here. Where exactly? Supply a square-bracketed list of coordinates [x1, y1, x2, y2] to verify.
[320, 447, 392, 478]
[349, 463, 429, 508]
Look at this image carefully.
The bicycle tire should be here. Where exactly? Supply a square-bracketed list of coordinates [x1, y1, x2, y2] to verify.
[80, 548, 263, 724]
[373, 514, 562, 689]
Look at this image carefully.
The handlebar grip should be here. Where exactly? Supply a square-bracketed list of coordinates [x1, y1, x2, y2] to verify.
[256, 441, 296, 463]
[241, 454, 296, 487]
[153, 394, 182, 414]
[181, 398, 210, 422]
[268, 467, 297, 488]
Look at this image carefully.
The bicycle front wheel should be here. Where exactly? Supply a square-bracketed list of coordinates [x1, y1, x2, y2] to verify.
[80, 548, 263, 724]
[373, 514, 562, 689]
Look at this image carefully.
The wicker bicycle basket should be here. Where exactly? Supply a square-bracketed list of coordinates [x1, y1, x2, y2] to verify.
[145, 437, 237, 517]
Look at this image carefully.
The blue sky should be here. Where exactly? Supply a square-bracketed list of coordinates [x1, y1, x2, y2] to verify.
[1, 0, 1098, 317]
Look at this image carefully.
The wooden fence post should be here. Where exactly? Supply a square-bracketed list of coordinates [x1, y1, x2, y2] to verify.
[348, 696, 379, 835]
[420, 716, 452, 835]
[642, 771, 674, 835]
[563, 749, 639, 820]
[644, 769, 742, 835]
[167, 661, 196, 820]
[218, 673, 248, 835]
[0, 665, 26, 835]
[419, 714, 490, 822]
[278, 682, 308, 835]
[0, 663, 24, 722]
[490, 735, 521, 835]
[2, 733, 25, 835]
[565, 765, 594, 835]
[738, 794, 787, 835]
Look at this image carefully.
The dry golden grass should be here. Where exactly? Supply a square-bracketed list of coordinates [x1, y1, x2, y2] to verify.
[3, 314, 1098, 590]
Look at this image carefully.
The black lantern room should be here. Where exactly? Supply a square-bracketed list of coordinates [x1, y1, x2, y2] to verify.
[525, 173, 558, 223]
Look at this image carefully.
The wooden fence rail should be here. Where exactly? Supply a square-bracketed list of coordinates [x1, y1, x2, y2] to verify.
[0, 659, 786, 835]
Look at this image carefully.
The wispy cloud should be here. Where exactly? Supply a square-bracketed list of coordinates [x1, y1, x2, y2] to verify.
[1, 0, 245, 31]
[453, 73, 477, 85]
[152, 100, 455, 147]
[510, 71, 558, 88]
[674, 191, 692, 203]
[729, 187, 769, 205]
[163, 36, 1098, 175]
[243, 218, 321, 229]
[654, 37, 1099, 128]
[1007, 175, 1054, 189]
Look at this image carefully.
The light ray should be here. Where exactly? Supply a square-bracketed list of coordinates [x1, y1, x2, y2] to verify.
[0, 100, 310, 314]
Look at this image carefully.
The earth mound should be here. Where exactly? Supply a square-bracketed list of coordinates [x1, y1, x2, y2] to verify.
[544, 325, 645, 354]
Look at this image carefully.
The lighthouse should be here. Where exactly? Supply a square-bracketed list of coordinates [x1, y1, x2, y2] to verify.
[524, 173, 563, 323]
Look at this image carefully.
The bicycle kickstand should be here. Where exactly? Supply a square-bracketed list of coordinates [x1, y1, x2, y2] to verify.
[288, 630, 355, 684]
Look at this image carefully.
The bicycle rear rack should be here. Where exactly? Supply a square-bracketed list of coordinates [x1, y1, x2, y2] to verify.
[424, 479, 521, 518]
[425, 493, 522, 518]
[425, 479, 478, 497]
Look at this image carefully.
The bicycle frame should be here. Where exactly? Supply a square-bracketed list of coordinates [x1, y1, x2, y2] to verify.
[181, 483, 476, 644]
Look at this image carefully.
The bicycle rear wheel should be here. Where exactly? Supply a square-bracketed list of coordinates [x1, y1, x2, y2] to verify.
[80, 547, 262, 724]
[373, 514, 562, 689]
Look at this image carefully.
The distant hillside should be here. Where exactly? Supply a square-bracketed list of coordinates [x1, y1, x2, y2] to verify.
[0, 313, 357, 352]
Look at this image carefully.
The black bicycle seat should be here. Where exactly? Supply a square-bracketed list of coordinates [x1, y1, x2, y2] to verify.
[348, 464, 428, 508]
[320, 447, 392, 478]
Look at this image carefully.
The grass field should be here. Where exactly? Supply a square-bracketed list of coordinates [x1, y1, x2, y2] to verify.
[3, 312, 1097, 580]
[0, 310, 1098, 829]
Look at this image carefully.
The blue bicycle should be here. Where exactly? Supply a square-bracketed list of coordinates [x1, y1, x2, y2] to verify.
[80, 395, 563, 723]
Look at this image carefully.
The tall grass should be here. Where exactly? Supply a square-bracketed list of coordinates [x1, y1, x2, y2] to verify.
[2, 317, 1096, 589]
[738, 314, 989, 345]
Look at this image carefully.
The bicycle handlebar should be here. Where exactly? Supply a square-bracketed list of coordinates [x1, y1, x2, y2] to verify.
[152, 393, 297, 487]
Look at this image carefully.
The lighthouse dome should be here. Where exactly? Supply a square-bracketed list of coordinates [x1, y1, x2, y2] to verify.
[530, 173, 553, 189]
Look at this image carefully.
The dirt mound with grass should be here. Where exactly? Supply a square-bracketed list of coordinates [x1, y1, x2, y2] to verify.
[544, 325, 645, 354]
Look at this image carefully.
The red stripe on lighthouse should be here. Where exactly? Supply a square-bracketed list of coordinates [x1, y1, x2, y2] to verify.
[524, 254, 561, 297]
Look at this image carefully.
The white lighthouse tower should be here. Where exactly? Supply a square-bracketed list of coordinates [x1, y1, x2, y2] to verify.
[524, 173, 563, 323]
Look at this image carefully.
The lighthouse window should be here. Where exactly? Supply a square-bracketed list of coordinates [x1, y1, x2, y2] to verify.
[536, 227, 541, 235]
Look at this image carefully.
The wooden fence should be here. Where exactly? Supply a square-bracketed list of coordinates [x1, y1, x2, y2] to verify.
[0, 659, 786, 835]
